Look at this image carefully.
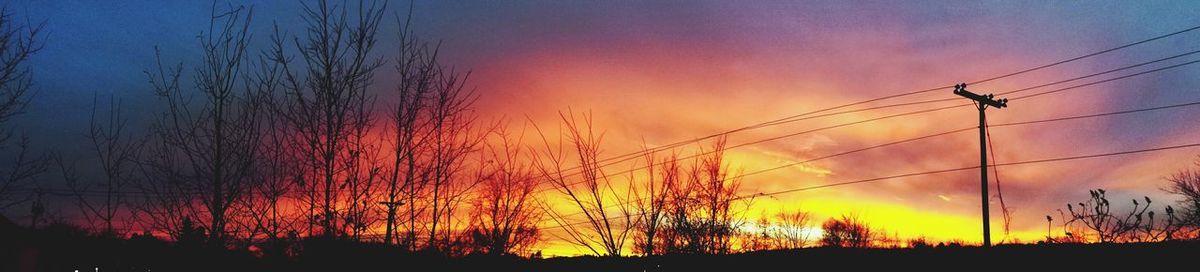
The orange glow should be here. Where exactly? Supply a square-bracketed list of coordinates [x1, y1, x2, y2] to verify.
[452, 32, 1200, 256]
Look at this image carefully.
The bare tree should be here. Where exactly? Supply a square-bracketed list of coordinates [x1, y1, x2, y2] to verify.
[686, 137, 742, 254]
[468, 124, 541, 255]
[58, 95, 143, 236]
[233, 51, 299, 245]
[422, 65, 487, 253]
[738, 216, 774, 252]
[739, 210, 811, 251]
[0, 7, 46, 212]
[1166, 156, 1200, 238]
[657, 137, 743, 255]
[632, 148, 679, 256]
[532, 111, 636, 257]
[140, 5, 263, 245]
[382, 7, 435, 247]
[0, 135, 45, 212]
[340, 102, 382, 240]
[269, 0, 385, 238]
[769, 210, 812, 249]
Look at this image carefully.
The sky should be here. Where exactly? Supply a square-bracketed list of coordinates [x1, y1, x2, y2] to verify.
[6, 0, 1200, 256]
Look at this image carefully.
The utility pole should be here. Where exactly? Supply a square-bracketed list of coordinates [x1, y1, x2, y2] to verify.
[379, 200, 404, 245]
[953, 83, 1008, 248]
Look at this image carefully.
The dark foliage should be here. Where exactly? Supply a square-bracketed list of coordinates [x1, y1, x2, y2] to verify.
[819, 214, 875, 248]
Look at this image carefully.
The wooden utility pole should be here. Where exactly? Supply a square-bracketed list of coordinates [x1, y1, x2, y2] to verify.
[953, 83, 1008, 247]
[379, 200, 404, 245]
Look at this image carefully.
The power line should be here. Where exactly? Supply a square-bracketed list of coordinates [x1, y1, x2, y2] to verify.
[760, 47, 1200, 130]
[535, 25, 1200, 189]
[548, 55, 1200, 199]
[967, 25, 1200, 86]
[736, 99, 1200, 182]
[986, 114, 1013, 239]
[737, 142, 1200, 200]
[993, 100, 1200, 127]
[765, 47, 1200, 128]
[538, 99, 1200, 227]
[1008, 59, 1200, 100]
[542, 91, 1200, 228]
[535, 47, 1200, 196]
[833, 48, 1200, 123]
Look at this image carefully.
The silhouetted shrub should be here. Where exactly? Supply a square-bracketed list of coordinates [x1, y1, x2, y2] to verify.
[907, 237, 931, 248]
[819, 214, 875, 248]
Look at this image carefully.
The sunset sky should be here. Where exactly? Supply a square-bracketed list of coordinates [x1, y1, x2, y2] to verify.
[9, 0, 1200, 256]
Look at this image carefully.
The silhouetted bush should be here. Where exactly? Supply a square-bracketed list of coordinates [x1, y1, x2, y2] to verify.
[819, 214, 875, 248]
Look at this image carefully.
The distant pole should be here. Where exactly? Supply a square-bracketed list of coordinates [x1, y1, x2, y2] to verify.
[953, 83, 1008, 248]
[379, 200, 403, 245]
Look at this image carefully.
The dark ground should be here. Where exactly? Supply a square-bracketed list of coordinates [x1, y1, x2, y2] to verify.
[3, 218, 1194, 271]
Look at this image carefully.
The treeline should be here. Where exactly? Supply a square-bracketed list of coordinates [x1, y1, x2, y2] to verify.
[0, 1, 837, 257]
[68, 1, 526, 256]
[0, 1, 790, 258]
[1, 1, 535, 257]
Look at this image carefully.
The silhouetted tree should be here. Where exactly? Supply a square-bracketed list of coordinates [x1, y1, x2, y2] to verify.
[381, 6, 436, 246]
[339, 88, 382, 240]
[176, 216, 209, 247]
[660, 137, 743, 255]
[0, 7, 46, 212]
[691, 138, 742, 254]
[140, 5, 263, 245]
[419, 39, 486, 254]
[632, 149, 679, 255]
[235, 50, 299, 244]
[269, 0, 385, 238]
[768, 210, 812, 249]
[57, 95, 143, 236]
[819, 214, 874, 248]
[533, 111, 636, 257]
[907, 236, 931, 248]
[467, 124, 541, 255]
[376, 5, 488, 252]
[1166, 156, 1200, 238]
[738, 216, 775, 252]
